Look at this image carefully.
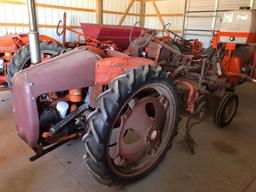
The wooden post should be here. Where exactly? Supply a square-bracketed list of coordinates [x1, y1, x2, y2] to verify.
[118, 0, 136, 25]
[151, 0, 165, 27]
[139, 0, 146, 27]
[250, 0, 254, 9]
[96, 0, 103, 24]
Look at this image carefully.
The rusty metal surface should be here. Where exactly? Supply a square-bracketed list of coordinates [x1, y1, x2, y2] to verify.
[12, 48, 97, 147]
[106, 50, 130, 58]
[80, 23, 147, 50]
[95, 57, 155, 85]
[107, 83, 177, 176]
[116, 96, 166, 166]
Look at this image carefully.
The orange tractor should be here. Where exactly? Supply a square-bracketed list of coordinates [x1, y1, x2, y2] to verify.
[0, 33, 64, 89]
[0, 12, 147, 90]
[10, 1, 256, 187]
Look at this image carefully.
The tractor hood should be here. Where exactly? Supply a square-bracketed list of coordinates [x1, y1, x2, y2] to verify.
[0, 34, 20, 53]
[12, 48, 97, 148]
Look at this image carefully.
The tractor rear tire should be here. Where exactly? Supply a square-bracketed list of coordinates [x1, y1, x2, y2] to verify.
[7, 41, 64, 88]
[82, 65, 179, 185]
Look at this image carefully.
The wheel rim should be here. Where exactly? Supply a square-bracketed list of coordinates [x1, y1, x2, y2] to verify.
[107, 83, 177, 178]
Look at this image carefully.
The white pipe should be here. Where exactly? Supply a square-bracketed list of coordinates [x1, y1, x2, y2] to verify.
[27, 0, 41, 64]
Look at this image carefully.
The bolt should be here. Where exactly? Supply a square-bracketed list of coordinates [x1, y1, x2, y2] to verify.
[150, 130, 157, 141]
[114, 155, 125, 166]
[128, 99, 136, 109]
[150, 148, 156, 155]
[83, 153, 87, 160]
[160, 96, 169, 109]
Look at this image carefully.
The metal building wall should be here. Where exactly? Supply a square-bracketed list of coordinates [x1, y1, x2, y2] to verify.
[0, 0, 97, 42]
[184, 0, 254, 47]
[144, 0, 185, 34]
[103, 0, 140, 25]
[0, 0, 140, 42]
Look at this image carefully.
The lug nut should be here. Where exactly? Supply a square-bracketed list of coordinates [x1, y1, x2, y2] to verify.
[150, 130, 157, 140]
[114, 155, 125, 166]
[151, 148, 156, 155]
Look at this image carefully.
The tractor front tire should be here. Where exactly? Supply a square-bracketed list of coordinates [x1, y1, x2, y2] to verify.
[83, 65, 179, 185]
[214, 91, 239, 128]
[7, 41, 64, 88]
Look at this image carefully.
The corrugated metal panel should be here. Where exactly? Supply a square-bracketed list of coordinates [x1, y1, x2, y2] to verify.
[103, 0, 140, 14]
[103, 0, 140, 25]
[184, 0, 252, 47]
[218, 0, 250, 10]
[146, 0, 184, 14]
[103, 0, 140, 26]
[188, 0, 215, 11]
[0, 0, 96, 42]
[103, 14, 139, 26]
[145, 0, 185, 31]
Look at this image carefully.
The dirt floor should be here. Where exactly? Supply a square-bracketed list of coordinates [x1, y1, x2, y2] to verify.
[0, 83, 256, 192]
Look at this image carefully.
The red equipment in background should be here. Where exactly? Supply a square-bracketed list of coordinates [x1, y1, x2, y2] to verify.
[0, 34, 59, 90]
[57, 12, 147, 50]
[80, 23, 145, 50]
[212, 31, 256, 85]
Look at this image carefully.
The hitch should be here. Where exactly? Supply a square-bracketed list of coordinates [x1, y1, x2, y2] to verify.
[30, 133, 78, 161]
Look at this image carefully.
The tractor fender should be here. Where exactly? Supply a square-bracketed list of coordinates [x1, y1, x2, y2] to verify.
[95, 57, 156, 85]
[39, 35, 60, 44]
[19, 34, 61, 45]
[12, 48, 97, 148]
[86, 57, 156, 108]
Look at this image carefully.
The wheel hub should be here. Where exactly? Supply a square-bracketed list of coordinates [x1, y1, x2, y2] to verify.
[113, 96, 168, 167]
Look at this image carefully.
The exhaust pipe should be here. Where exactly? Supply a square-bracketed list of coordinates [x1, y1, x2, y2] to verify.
[27, 0, 41, 64]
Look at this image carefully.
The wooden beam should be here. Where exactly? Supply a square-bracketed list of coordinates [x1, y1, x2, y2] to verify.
[118, 0, 136, 25]
[145, 13, 183, 17]
[151, 0, 165, 27]
[0, 0, 183, 18]
[0, 0, 95, 12]
[139, 0, 146, 27]
[136, 0, 166, 1]
[181, 0, 189, 37]
[0, 23, 81, 29]
[103, 10, 140, 16]
[96, 0, 103, 24]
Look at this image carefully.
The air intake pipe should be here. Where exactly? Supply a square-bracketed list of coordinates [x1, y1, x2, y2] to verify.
[27, 0, 41, 64]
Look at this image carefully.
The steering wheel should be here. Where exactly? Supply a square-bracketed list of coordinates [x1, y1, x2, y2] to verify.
[162, 23, 172, 37]
[129, 21, 155, 49]
[129, 21, 140, 45]
[56, 20, 64, 36]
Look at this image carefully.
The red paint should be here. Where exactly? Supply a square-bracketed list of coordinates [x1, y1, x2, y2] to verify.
[0, 33, 60, 85]
[80, 23, 148, 50]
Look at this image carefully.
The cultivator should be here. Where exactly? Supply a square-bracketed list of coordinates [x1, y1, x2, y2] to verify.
[10, 3, 256, 187]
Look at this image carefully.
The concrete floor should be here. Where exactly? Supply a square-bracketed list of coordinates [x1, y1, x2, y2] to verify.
[0, 83, 256, 192]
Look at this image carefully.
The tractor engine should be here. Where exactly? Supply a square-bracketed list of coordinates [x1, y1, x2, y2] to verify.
[37, 88, 88, 145]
